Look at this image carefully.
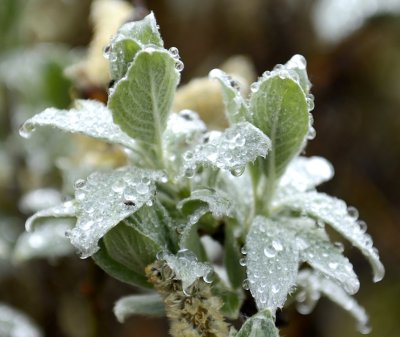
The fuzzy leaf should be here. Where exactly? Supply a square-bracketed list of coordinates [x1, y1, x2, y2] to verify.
[69, 167, 163, 258]
[114, 294, 165, 323]
[277, 156, 334, 196]
[163, 110, 207, 175]
[209, 68, 249, 124]
[108, 12, 163, 81]
[224, 224, 246, 289]
[291, 218, 359, 294]
[161, 250, 213, 292]
[249, 73, 309, 181]
[236, 309, 280, 337]
[283, 54, 311, 95]
[246, 217, 299, 312]
[0, 303, 43, 337]
[108, 48, 180, 148]
[25, 200, 76, 232]
[93, 240, 150, 288]
[103, 222, 161, 278]
[19, 100, 136, 149]
[182, 122, 271, 176]
[297, 270, 370, 334]
[14, 219, 74, 262]
[279, 191, 385, 282]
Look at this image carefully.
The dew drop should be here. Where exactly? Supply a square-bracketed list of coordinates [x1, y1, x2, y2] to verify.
[272, 240, 283, 252]
[329, 262, 338, 270]
[307, 127, 316, 140]
[358, 220, 367, 233]
[74, 179, 86, 189]
[19, 123, 36, 139]
[230, 166, 245, 177]
[250, 82, 259, 93]
[136, 182, 150, 195]
[103, 45, 111, 59]
[239, 258, 247, 266]
[306, 94, 315, 111]
[264, 247, 276, 258]
[123, 187, 137, 202]
[242, 279, 250, 290]
[334, 241, 344, 252]
[203, 271, 214, 284]
[271, 285, 280, 294]
[184, 167, 195, 178]
[168, 46, 179, 58]
[183, 151, 194, 161]
[240, 246, 247, 255]
[112, 180, 124, 193]
[175, 60, 184, 71]
[347, 206, 359, 219]
[146, 200, 153, 207]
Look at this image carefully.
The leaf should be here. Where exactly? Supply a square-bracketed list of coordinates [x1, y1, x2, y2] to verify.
[19, 100, 137, 149]
[245, 217, 299, 312]
[224, 223, 246, 289]
[211, 280, 244, 319]
[114, 294, 165, 323]
[93, 240, 150, 288]
[209, 68, 249, 124]
[235, 309, 280, 337]
[103, 222, 161, 279]
[161, 250, 213, 292]
[19, 188, 62, 213]
[25, 200, 77, 232]
[108, 48, 180, 149]
[249, 73, 309, 181]
[290, 217, 359, 294]
[0, 303, 43, 337]
[279, 191, 385, 282]
[182, 122, 271, 176]
[276, 156, 334, 197]
[14, 218, 75, 262]
[283, 54, 311, 95]
[108, 12, 163, 81]
[68, 167, 163, 258]
[297, 270, 370, 334]
[162, 110, 207, 175]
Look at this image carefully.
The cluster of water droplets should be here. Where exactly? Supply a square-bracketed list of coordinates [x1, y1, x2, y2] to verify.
[245, 217, 298, 310]
[158, 249, 213, 295]
[181, 122, 270, 178]
[67, 168, 164, 258]
[168, 46, 184, 72]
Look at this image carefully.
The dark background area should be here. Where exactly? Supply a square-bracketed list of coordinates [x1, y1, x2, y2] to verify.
[0, 0, 399, 336]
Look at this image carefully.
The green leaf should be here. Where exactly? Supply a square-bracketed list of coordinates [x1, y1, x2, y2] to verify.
[249, 74, 309, 182]
[103, 222, 161, 278]
[19, 100, 137, 149]
[93, 240, 150, 288]
[69, 167, 163, 258]
[25, 200, 77, 232]
[108, 48, 180, 151]
[279, 191, 385, 282]
[14, 218, 75, 262]
[236, 309, 280, 337]
[297, 270, 370, 334]
[108, 12, 163, 81]
[212, 280, 244, 319]
[209, 68, 249, 124]
[182, 122, 271, 176]
[114, 294, 165, 323]
[0, 303, 43, 337]
[179, 223, 207, 261]
[224, 223, 246, 289]
[246, 217, 299, 312]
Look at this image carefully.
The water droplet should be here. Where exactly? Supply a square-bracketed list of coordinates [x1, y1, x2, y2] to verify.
[271, 285, 280, 294]
[264, 247, 276, 258]
[183, 151, 193, 161]
[19, 123, 36, 139]
[307, 127, 316, 140]
[358, 220, 367, 233]
[242, 279, 250, 290]
[241, 246, 247, 255]
[235, 135, 246, 146]
[141, 177, 151, 185]
[239, 258, 247, 266]
[230, 166, 245, 177]
[103, 45, 111, 59]
[175, 60, 184, 71]
[347, 206, 359, 219]
[160, 173, 168, 183]
[306, 94, 315, 111]
[184, 167, 195, 178]
[146, 200, 153, 207]
[272, 240, 283, 252]
[168, 46, 179, 58]
[334, 241, 344, 252]
[76, 191, 86, 201]
[136, 182, 149, 195]
[74, 179, 86, 189]
[112, 180, 124, 193]
[329, 262, 338, 270]
[123, 187, 137, 202]
[203, 271, 213, 284]
[250, 82, 259, 92]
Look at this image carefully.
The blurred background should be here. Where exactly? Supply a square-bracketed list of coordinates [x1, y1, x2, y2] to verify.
[0, 0, 399, 336]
